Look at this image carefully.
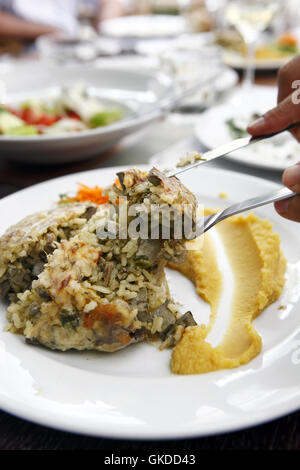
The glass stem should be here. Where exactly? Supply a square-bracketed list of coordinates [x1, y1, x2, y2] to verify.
[242, 39, 256, 93]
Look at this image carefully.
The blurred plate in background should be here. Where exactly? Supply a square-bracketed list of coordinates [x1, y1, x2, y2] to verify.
[94, 54, 238, 112]
[100, 14, 188, 39]
[194, 86, 300, 171]
[134, 32, 214, 56]
[222, 48, 294, 71]
[0, 61, 173, 164]
[221, 28, 300, 71]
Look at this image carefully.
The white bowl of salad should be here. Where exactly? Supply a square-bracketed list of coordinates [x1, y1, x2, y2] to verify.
[1, 82, 125, 137]
[0, 61, 172, 164]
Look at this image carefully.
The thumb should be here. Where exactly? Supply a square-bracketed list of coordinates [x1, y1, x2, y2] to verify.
[282, 161, 300, 193]
[247, 93, 300, 140]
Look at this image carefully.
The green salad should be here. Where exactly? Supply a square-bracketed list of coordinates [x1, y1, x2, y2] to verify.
[0, 82, 124, 136]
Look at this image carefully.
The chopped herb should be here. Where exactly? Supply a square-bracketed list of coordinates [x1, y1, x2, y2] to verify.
[60, 311, 81, 329]
[59, 193, 70, 200]
[134, 255, 153, 268]
[225, 113, 261, 139]
[225, 118, 248, 139]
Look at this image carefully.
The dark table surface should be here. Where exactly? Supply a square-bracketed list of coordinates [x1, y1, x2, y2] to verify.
[1, 406, 300, 450]
[1, 67, 299, 452]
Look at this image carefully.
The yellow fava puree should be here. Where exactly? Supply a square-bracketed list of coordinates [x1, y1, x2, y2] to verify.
[170, 212, 286, 375]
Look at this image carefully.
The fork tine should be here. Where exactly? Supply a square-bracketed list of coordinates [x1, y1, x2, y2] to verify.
[193, 214, 217, 237]
[202, 213, 220, 233]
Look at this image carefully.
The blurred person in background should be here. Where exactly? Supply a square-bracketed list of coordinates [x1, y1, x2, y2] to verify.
[0, 0, 129, 40]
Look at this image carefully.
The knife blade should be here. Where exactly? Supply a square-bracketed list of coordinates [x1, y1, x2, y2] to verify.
[169, 122, 300, 178]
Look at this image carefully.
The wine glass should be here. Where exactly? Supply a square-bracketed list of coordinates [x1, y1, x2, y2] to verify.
[225, 0, 279, 94]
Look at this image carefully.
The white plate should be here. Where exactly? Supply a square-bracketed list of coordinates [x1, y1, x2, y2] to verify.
[134, 32, 214, 56]
[0, 61, 172, 164]
[100, 14, 187, 39]
[176, 67, 238, 110]
[95, 54, 160, 71]
[221, 28, 300, 70]
[95, 55, 239, 110]
[222, 48, 294, 71]
[1, 165, 300, 439]
[194, 85, 300, 171]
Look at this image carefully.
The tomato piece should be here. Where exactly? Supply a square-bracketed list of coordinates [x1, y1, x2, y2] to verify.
[67, 112, 80, 120]
[278, 32, 298, 47]
[21, 107, 60, 126]
[21, 107, 42, 125]
[38, 114, 60, 126]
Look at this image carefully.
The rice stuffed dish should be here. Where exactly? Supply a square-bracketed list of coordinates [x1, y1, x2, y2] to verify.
[0, 168, 198, 353]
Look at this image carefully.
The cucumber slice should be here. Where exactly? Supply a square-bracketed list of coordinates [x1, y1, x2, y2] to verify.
[5, 125, 38, 136]
[89, 109, 123, 128]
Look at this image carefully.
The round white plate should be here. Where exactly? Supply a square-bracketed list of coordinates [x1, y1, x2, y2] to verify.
[100, 14, 188, 39]
[222, 48, 295, 71]
[194, 85, 300, 171]
[175, 67, 239, 110]
[95, 55, 238, 110]
[0, 61, 172, 164]
[134, 32, 214, 56]
[95, 54, 160, 71]
[220, 28, 300, 71]
[1, 165, 300, 439]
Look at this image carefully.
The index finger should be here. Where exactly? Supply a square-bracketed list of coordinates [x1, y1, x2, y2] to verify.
[247, 92, 300, 141]
[277, 54, 300, 104]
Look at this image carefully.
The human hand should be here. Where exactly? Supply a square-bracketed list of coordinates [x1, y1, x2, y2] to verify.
[247, 54, 300, 141]
[274, 162, 300, 222]
[98, 0, 126, 22]
[247, 55, 300, 222]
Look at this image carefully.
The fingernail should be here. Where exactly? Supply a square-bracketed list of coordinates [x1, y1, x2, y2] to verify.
[276, 198, 290, 214]
[283, 165, 300, 190]
[247, 116, 265, 131]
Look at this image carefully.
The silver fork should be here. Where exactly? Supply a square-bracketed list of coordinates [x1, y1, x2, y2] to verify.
[196, 187, 296, 236]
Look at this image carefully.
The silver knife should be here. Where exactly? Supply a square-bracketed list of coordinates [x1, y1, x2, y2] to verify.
[169, 122, 300, 178]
